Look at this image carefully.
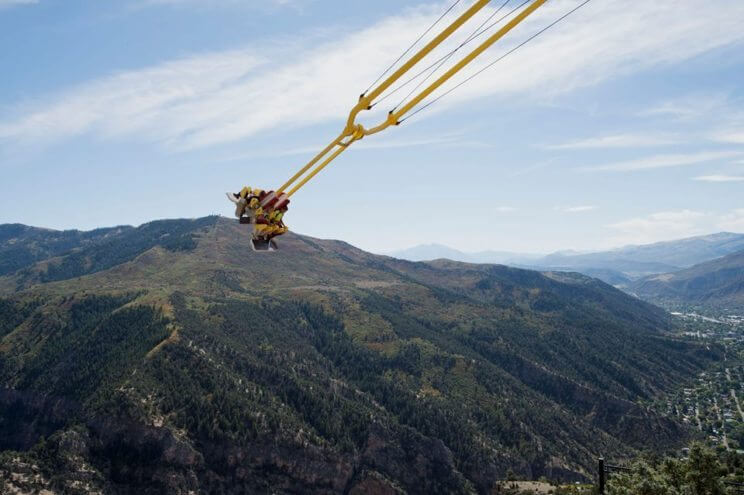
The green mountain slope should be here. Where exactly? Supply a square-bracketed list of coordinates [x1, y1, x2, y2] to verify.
[631, 249, 744, 309]
[0, 218, 717, 494]
[0, 223, 128, 277]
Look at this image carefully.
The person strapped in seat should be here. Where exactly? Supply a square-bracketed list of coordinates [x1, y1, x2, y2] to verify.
[227, 187, 289, 251]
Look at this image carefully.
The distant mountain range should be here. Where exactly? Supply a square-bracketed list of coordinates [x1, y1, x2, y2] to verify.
[0, 217, 714, 493]
[387, 243, 540, 265]
[631, 249, 744, 310]
[391, 232, 744, 286]
[532, 232, 744, 280]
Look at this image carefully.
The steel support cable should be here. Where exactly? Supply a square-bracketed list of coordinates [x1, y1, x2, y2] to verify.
[373, 0, 530, 109]
[286, 143, 349, 197]
[392, 0, 512, 112]
[363, 0, 463, 96]
[400, 0, 594, 123]
[279, 0, 492, 198]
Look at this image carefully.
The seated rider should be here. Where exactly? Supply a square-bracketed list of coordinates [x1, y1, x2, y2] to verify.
[255, 203, 288, 240]
[227, 187, 288, 240]
[228, 186, 262, 219]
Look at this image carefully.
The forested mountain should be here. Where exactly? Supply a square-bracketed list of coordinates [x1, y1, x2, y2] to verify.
[0, 217, 718, 494]
[0, 223, 131, 277]
[631, 249, 744, 310]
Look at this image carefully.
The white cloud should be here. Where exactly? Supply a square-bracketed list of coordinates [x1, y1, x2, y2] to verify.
[0, 49, 268, 147]
[583, 151, 743, 172]
[693, 175, 744, 183]
[218, 130, 471, 162]
[2, 0, 744, 150]
[555, 205, 596, 213]
[606, 209, 744, 246]
[494, 206, 517, 213]
[640, 93, 731, 121]
[546, 133, 680, 150]
[0, 0, 37, 8]
[712, 130, 744, 144]
[718, 209, 744, 232]
[607, 210, 707, 246]
[143, 0, 299, 8]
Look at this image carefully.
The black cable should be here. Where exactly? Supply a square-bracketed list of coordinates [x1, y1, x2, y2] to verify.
[392, 0, 512, 111]
[363, 0, 463, 96]
[372, 0, 530, 108]
[400, 0, 595, 123]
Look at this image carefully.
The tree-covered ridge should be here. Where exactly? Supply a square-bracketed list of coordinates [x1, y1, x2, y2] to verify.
[0, 218, 725, 493]
[0, 223, 127, 277]
[0, 217, 218, 286]
[631, 249, 744, 310]
[0, 287, 715, 493]
[606, 444, 744, 495]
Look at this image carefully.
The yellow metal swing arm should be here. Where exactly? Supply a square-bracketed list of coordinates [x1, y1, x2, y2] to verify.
[273, 0, 548, 201]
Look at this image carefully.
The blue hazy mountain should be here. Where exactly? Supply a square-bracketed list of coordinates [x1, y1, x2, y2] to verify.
[387, 243, 541, 265]
[392, 233, 744, 286]
[631, 248, 744, 309]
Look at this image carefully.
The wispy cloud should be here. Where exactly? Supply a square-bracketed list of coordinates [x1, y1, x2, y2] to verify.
[545, 133, 680, 150]
[555, 205, 596, 213]
[606, 209, 744, 246]
[607, 210, 707, 246]
[712, 129, 744, 144]
[582, 150, 743, 172]
[719, 209, 744, 232]
[693, 174, 744, 183]
[0, 49, 268, 147]
[217, 131, 472, 162]
[141, 0, 303, 10]
[0, 0, 37, 8]
[640, 92, 731, 121]
[2, 0, 744, 150]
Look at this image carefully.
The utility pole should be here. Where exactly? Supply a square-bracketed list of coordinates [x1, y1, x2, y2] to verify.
[598, 457, 605, 494]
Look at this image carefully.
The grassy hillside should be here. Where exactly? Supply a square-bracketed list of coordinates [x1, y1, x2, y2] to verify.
[0, 217, 718, 494]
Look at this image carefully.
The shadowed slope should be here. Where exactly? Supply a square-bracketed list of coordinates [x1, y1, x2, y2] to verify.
[0, 217, 717, 493]
[631, 249, 744, 309]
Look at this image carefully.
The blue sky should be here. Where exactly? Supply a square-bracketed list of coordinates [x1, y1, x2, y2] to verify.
[1, 0, 743, 253]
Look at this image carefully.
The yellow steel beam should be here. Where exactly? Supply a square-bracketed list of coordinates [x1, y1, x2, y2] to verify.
[393, 0, 547, 121]
[368, 0, 492, 102]
[343, 0, 492, 132]
[277, 134, 344, 194]
[280, 0, 492, 196]
[286, 143, 348, 198]
[276, 0, 549, 198]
